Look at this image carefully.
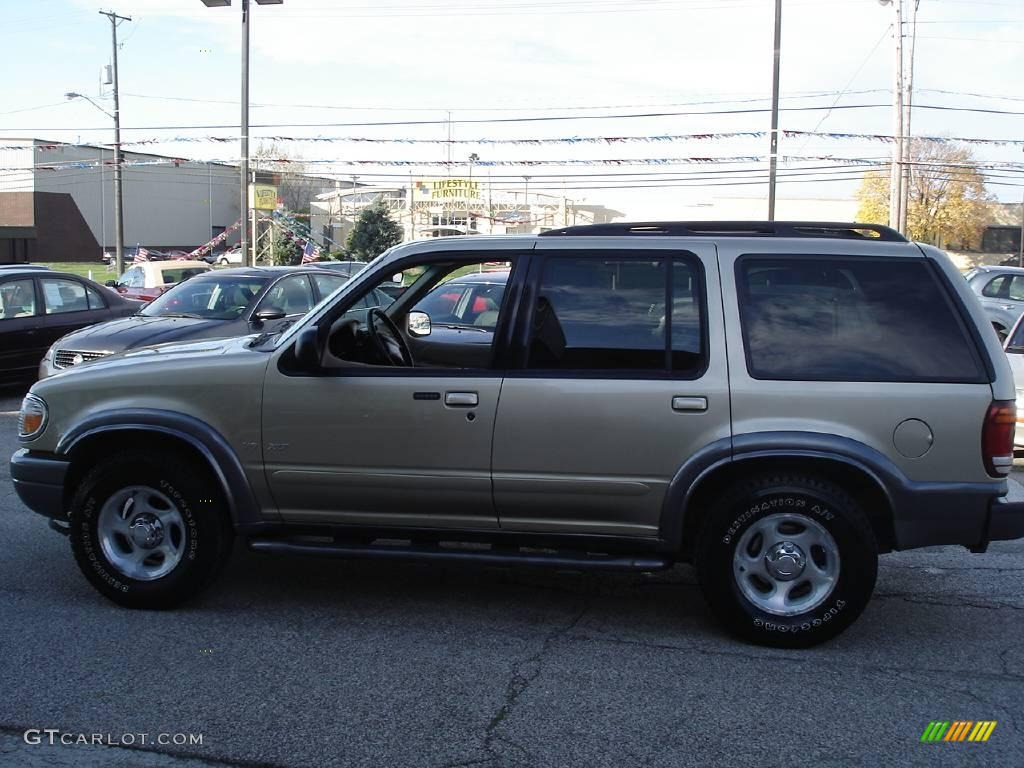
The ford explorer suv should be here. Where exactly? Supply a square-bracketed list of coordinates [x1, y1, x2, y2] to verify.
[12, 221, 1024, 648]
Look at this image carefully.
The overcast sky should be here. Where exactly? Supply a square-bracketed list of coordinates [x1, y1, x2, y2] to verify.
[3, 0, 1022, 217]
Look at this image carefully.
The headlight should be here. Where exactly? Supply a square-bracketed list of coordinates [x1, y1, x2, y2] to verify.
[17, 394, 48, 439]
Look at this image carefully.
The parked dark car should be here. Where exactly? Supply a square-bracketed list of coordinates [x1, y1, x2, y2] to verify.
[405, 270, 509, 367]
[315, 260, 407, 298]
[0, 264, 51, 271]
[0, 268, 140, 385]
[39, 266, 392, 378]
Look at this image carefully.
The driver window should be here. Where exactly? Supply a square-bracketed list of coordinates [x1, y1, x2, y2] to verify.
[323, 260, 512, 370]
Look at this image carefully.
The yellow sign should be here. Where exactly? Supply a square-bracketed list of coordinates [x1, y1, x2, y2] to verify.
[415, 178, 482, 201]
[249, 184, 279, 211]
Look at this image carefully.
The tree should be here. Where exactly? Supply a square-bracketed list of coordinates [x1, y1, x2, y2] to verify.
[251, 141, 329, 215]
[270, 226, 300, 266]
[346, 201, 404, 261]
[855, 141, 993, 249]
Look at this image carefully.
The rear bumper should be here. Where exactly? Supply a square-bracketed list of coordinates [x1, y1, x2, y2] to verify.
[987, 496, 1024, 545]
[10, 449, 69, 521]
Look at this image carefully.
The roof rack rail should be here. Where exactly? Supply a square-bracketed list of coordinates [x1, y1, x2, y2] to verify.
[539, 221, 908, 243]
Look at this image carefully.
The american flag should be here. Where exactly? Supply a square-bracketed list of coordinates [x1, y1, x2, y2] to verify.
[132, 245, 151, 264]
[300, 240, 320, 264]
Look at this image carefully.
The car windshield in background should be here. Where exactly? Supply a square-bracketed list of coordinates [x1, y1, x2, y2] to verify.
[160, 266, 209, 285]
[1007, 320, 1024, 352]
[141, 276, 268, 320]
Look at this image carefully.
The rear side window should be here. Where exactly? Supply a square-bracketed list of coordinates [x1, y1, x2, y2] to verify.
[41, 278, 90, 314]
[982, 275, 1007, 298]
[526, 254, 705, 375]
[737, 256, 985, 383]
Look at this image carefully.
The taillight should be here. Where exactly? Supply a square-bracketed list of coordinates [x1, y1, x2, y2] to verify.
[982, 400, 1016, 477]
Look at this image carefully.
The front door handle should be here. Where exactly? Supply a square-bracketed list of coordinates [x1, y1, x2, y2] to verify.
[672, 396, 707, 412]
[445, 391, 479, 407]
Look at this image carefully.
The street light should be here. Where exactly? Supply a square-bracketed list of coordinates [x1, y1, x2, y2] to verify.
[66, 91, 124, 274]
[199, 0, 283, 267]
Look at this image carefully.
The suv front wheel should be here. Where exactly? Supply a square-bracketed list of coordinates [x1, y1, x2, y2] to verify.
[69, 451, 233, 608]
[696, 473, 878, 648]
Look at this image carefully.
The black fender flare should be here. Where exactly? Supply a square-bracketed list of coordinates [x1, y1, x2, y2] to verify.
[57, 409, 260, 527]
[659, 431, 1000, 551]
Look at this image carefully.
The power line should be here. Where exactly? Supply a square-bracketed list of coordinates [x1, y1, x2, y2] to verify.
[119, 89, 892, 113]
[7, 101, 1024, 135]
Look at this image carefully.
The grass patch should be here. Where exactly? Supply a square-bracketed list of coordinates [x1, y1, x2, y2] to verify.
[37, 262, 115, 281]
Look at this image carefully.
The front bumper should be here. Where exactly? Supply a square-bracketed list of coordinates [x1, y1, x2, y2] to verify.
[10, 449, 69, 521]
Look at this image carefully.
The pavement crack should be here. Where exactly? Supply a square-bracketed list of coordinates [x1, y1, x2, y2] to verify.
[481, 603, 589, 765]
[880, 563, 1024, 574]
[873, 592, 1024, 611]
[569, 633, 1024, 684]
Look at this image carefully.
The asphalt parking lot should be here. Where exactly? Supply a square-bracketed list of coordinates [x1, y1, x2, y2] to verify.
[1, 389, 1022, 768]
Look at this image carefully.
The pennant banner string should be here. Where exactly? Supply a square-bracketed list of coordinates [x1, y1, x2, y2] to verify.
[2, 130, 1023, 153]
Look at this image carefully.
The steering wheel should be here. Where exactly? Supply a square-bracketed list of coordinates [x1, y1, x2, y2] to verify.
[366, 308, 414, 366]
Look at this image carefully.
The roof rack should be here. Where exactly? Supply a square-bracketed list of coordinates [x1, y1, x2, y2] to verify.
[538, 221, 908, 243]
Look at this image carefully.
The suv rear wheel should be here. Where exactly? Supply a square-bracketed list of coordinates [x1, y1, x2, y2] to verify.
[696, 473, 878, 648]
[69, 451, 233, 608]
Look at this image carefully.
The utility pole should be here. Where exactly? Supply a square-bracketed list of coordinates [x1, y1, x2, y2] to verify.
[241, 0, 251, 266]
[767, 0, 782, 220]
[99, 10, 130, 276]
[523, 176, 531, 232]
[899, 0, 919, 237]
[468, 153, 478, 234]
[886, 0, 905, 233]
[200, 1, 285, 265]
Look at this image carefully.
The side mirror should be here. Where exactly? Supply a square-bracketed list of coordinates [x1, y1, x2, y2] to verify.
[293, 326, 322, 369]
[407, 311, 431, 337]
[252, 307, 287, 326]
[104, 280, 117, 287]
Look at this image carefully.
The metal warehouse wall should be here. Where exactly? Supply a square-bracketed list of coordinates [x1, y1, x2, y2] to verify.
[33, 143, 241, 251]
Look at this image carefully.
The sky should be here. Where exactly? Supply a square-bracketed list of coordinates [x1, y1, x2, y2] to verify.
[2, 0, 1023, 219]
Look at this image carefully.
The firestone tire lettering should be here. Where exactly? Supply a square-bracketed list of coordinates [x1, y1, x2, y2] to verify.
[68, 451, 233, 609]
[696, 474, 878, 649]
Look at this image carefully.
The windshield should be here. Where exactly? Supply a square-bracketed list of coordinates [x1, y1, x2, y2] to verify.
[141, 276, 268, 320]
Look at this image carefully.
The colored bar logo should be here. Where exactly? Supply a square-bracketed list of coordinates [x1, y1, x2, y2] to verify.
[921, 721, 996, 742]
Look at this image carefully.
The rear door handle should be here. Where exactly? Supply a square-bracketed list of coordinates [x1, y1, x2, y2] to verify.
[672, 396, 707, 412]
[445, 391, 479, 407]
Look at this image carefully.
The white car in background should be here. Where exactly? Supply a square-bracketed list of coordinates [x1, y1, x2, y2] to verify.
[204, 248, 245, 266]
[1003, 314, 1024, 448]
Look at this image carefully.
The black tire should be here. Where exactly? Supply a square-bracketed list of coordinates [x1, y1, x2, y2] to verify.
[69, 451, 233, 609]
[696, 473, 878, 648]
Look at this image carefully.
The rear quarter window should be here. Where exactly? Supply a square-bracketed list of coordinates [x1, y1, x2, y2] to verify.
[737, 256, 986, 383]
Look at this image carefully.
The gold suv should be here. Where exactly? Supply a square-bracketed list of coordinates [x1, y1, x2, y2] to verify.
[12, 221, 1024, 647]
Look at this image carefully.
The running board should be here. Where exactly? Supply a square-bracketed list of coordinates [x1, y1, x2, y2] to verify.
[247, 538, 672, 572]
